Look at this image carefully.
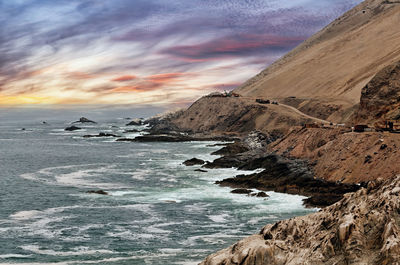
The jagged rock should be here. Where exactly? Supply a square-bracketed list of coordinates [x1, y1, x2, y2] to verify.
[213, 153, 360, 207]
[126, 118, 142, 126]
[250, 191, 269, 198]
[86, 190, 108, 195]
[183, 158, 205, 166]
[83, 132, 118, 138]
[352, 61, 400, 124]
[65, 126, 81, 131]
[231, 188, 253, 194]
[211, 142, 250, 156]
[201, 176, 400, 265]
[73, 117, 96, 124]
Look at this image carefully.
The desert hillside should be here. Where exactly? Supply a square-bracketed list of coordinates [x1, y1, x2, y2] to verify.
[234, 0, 400, 121]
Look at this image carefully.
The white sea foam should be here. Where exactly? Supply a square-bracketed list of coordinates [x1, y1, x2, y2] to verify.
[20, 245, 114, 256]
[10, 210, 42, 220]
[208, 213, 230, 223]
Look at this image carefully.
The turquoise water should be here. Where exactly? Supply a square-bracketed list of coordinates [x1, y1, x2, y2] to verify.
[0, 109, 315, 264]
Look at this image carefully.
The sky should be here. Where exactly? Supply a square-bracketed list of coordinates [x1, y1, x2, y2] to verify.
[0, 0, 363, 107]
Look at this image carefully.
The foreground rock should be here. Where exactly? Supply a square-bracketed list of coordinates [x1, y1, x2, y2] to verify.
[183, 158, 205, 166]
[73, 117, 96, 124]
[65, 126, 81, 131]
[201, 176, 400, 265]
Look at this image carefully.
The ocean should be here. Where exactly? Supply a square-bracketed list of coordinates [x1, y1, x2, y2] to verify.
[0, 107, 315, 265]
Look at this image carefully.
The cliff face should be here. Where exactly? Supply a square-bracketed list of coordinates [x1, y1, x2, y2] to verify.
[270, 127, 400, 184]
[201, 176, 400, 265]
[352, 60, 400, 124]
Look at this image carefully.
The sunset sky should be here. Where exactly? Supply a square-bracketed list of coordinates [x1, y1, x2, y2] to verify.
[0, 0, 362, 106]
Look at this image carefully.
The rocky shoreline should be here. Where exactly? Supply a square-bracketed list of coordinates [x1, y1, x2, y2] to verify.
[200, 176, 400, 265]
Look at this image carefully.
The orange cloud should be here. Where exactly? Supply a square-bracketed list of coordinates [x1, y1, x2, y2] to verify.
[146, 72, 185, 83]
[109, 81, 163, 93]
[111, 75, 137, 82]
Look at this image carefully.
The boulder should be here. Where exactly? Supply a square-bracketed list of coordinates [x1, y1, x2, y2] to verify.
[83, 132, 118, 138]
[231, 188, 253, 194]
[73, 117, 96, 124]
[65, 126, 82, 131]
[126, 118, 142, 126]
[183, 158, 205, 166]
[86, 190, 108, 195]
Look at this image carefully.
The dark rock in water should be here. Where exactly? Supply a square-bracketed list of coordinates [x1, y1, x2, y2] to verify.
[42, 121, 48, 125]
[116, 138, 136, 142]
[211, 142, 249, 156]
[83, 132, 118, 138]
[250, 191, 269, 197]
[73, 117, 96, 124]
[126, 119, 142, 126]
[183, 158, 205, 166]
[194, 169, 208, 173]
[231, 188, 253, 194]
[86, 190, 108, 195]
[65, 126, 81, 131]
[21, 128, 26, 131]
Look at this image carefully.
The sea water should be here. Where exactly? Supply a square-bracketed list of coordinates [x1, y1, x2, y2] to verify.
[0, 107, 316, 264]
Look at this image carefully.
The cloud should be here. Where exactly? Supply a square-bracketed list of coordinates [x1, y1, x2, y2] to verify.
[162, 34, 305, 60]
[145, 73, 185, 83]
[111, 75, 137, 82]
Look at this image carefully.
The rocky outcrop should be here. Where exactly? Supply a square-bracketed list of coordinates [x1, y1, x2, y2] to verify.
[201, 176, 400, 265]
[214, 154, 360, 208]
[83, 132, 118, 138]
[183, 158, 205, 166]
[169, 96, 314, 136]
[126, 118, 143, 126]
[65, 126, 81, 131]
[86, 190, 108, 195]
[271, 127, 400, 184]
[73, 117, 96, 124]
[352, 61, 400, 124]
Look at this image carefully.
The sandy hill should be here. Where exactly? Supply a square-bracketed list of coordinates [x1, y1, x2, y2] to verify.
[234, 0, 400, 121]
